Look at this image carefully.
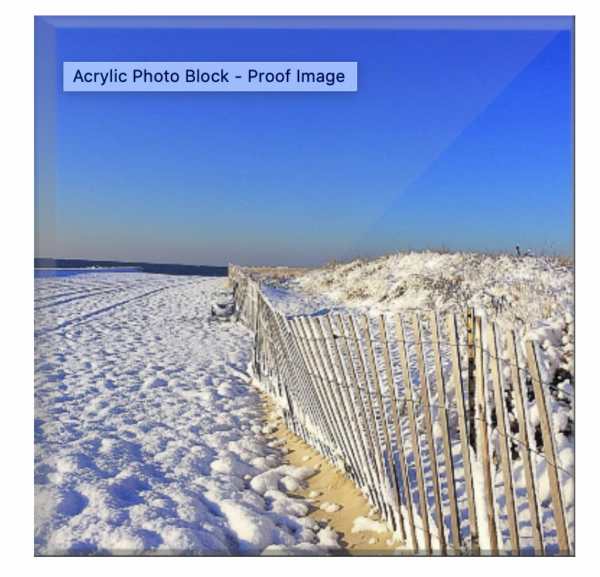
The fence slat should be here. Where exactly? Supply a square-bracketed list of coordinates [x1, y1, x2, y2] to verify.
[263, 306, 296, 432]
[275, 311, 328, 455]
[507, 330, 544, 555]
[286, 317, 334, 458]
[323, 315, 380, 514]
[447, 313, 480, 555]
[487, 322, 520, 555]
[429, 312, 461, 555]
[361, 315, 406, 539]
[394, 313, 432, 555]
[290, 318, 338, 460]
[334, 313, 389, 521]
[229, 267, 573, 557]
[378, 315, 419, 553]
[347, 315, 396, 527]
[313, 317, 366, 488]
[412, 313, 447, 555]
[525, 341, 570, 556]
[303, 316, 357, 476]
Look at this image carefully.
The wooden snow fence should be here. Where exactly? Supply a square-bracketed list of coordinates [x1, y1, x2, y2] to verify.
[228, 266, 574, 556]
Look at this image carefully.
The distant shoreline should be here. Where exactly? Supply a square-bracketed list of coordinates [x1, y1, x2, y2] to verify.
[34, 267, 142, 271]
[34, 258, 228, 277]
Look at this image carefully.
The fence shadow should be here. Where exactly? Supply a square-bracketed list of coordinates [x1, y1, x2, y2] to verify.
[229, 266, 574, 556]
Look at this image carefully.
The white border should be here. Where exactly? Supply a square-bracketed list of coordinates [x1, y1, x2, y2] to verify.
[7, 1, 595, 574]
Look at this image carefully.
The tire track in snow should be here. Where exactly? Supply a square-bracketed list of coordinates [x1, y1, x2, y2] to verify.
[35, 284, 150, 310]
[35, 279, 126, 303]
[35, 276, 179, 307]
[34, 280, 197, 338]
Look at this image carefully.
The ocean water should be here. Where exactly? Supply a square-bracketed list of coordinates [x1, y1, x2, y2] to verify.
[34, 259, 228, 277]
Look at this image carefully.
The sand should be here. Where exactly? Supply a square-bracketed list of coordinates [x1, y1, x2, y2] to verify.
[260, 395, 408, 556]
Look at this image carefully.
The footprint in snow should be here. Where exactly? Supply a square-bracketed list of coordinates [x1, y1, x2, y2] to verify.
[107, 476, 151, 507]
[38, 363, 55, 372]
[144, 377, 168, 389]
[56, 490, 88, 517]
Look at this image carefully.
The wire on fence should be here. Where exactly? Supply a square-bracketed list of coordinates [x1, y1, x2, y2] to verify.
[228, 266, 574, 556]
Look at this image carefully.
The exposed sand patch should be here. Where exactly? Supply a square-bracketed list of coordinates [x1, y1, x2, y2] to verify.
[260, 396, 408, 555]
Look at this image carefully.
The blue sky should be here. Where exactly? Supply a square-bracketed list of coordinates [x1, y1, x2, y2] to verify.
[38, 17, 573, 267]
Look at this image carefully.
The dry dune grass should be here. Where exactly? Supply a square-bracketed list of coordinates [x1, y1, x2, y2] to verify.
[247, 267, 308, 277]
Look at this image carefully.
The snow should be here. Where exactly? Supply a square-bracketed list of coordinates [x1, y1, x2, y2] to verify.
[319, 502, 342, 513]
[249, 465, 315, 496]
[269, 252, 572, 358]
[243, 250, 574, 555]
[317, 527, 341, 549]
[34, 272, 338, 555]
[351, 516, 389, 534]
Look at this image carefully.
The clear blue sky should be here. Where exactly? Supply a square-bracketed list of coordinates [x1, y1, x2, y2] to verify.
[39, 17, 573, 267]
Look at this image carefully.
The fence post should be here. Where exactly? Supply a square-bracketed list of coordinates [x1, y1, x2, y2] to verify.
[475, 316, 498, 555]
[488, 322, 520, 555]
[507, 331, 544, 555]
[448, 313, 480, 555]
[467, 307, 477, 452]
[525, 341, 570, 556]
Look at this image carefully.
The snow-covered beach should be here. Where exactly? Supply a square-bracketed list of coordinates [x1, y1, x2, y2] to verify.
[34, 250, 575, 556]
[34, 272, 336, 555]
[235, 251, 574, 555]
